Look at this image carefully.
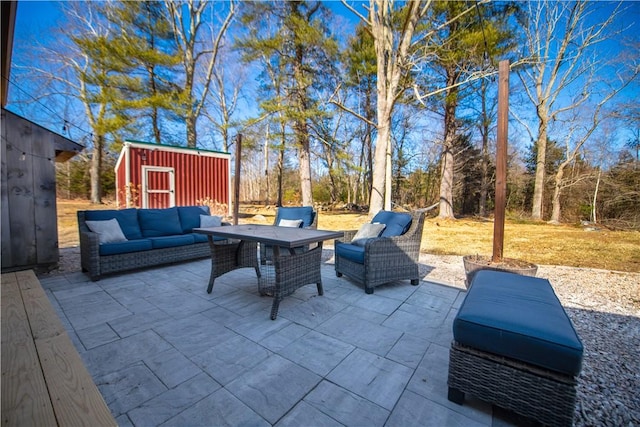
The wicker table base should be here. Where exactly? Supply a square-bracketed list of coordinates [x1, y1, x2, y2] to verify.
[448, 342, 577, 426]
[258, 245, 324, 319]
[196, 225, 342, 320]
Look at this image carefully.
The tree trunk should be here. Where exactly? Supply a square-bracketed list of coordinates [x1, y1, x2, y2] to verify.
[185, 114, 197, 148]
[438, 145, 455, 218]
[438, 76, 458, 219]
[298, 131, 313, 205]
[277, 121, 285, 206]
[370, 112, 390, 214]
[479, 79, 490, 217]
[592, 167, 601, 223]
[90, 134, 103, 204]
[531, 115, 548, 220]
[550, 160, 567, 223]
[263, 124, 270, 205]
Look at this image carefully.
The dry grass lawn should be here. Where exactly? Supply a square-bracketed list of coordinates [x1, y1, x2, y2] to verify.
[59, 199, 640, 273]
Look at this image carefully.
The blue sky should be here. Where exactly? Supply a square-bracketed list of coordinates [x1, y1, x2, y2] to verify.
[7, 1, 640, 157]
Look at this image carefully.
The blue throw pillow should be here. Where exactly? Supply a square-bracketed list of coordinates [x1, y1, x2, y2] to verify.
[84, 208, 143, 240]
[138, 207, 183, 237]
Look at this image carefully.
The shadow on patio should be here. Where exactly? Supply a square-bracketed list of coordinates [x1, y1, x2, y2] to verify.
[38, 254, 528, 426]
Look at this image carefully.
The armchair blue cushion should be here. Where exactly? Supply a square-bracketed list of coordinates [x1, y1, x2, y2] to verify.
[371, 210, 412, 237]
[276, 206, 316, 228]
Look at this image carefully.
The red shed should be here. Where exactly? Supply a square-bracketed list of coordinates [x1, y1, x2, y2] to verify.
[115, 140, 231, 211]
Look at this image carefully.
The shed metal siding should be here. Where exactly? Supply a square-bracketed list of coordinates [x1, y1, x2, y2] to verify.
[115, 142, 230, 210]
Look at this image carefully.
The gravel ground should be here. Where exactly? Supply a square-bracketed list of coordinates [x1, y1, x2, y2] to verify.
[48, 248, 640, 426]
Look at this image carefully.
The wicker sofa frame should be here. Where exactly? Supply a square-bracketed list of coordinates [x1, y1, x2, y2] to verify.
[334, 210, 425, 294]
[448, 341, 578, 426]
[78, 210, 212, 281]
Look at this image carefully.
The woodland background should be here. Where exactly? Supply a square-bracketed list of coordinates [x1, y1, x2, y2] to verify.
[6, 0, 639, 228]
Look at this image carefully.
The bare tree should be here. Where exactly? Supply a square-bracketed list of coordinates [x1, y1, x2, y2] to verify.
[204, 46, 245, 152]
[29, 2, 130, 204]
[165, 0, 235, 148]
[343, 0, 427, 215]
[515, 0, 633, 220]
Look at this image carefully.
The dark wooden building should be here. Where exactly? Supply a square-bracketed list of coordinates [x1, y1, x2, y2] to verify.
[1, 109, 83, 272]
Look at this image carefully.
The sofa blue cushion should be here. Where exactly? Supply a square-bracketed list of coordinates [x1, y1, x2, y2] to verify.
[453, 270, 583, 376]
[138, 207, 183, 237]
[371, 211, 412, 237]
[276, 206, 315, 228]
[85, 208, 143, 240]
[99, 239, 152, 256]
[148, 234, 195, 249]
[335, 241, 365, 264]
[178, 206, 211, 233]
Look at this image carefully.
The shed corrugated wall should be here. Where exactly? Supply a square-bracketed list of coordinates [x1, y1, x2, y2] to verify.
[115, 143, 230, 210]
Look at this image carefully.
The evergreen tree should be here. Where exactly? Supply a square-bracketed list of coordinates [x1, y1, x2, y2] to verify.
[238, 1, 338, 206]
[419, 1, 516, 219]
[103, 1, 182, 144]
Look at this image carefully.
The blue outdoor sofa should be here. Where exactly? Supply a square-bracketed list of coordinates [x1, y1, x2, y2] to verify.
[78, 206, 226, 280]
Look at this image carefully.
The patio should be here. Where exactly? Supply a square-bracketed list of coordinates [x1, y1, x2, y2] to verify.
[38, 252, 525, 427]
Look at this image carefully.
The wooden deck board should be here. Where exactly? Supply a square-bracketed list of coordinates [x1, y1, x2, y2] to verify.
[1, 271, 116, 427]
[36, 335, 117, 426]
[1, 272, 58, 426]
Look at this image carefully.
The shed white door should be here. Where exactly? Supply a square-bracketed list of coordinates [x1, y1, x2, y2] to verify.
[142, 166, 175, 208]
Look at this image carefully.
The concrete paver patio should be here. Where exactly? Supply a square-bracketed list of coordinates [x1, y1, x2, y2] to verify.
[39, 254, 521, 427]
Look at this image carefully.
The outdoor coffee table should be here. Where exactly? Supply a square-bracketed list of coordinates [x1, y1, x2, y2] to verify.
[194, 225, 343, 320]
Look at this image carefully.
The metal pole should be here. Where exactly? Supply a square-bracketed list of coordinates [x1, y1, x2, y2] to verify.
[233, 134, 241, 225]
[493, 60, 509, 263]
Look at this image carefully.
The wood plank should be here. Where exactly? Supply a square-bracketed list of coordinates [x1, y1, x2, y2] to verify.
[1, 273, 58, 426]
[1, 121, 13, 268]
[31, 124, 59, 265]
[5, 113, 37, 267]
[19, 271, 67, 341]
[35, 335, 116, 427]
[20, 292, 66, 341]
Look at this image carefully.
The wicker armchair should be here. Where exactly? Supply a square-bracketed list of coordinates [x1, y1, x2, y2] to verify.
[260, 206, 317, 264]
[334, 210, 425, 294]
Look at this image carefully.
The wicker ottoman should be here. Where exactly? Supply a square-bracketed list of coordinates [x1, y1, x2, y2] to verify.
[448, 270, 583, 426]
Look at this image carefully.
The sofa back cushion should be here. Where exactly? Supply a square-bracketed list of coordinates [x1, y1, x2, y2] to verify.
[138, 207, 183, 237]
[371, 211, 412, 237]
[84, 208, 143, 240]
[177, 206, 211, 233]
[276, 206, 315, 228]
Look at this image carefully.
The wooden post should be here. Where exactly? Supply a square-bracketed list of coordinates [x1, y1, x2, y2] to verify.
[233, 134, 241, 225]
[493, 60, 509, 263]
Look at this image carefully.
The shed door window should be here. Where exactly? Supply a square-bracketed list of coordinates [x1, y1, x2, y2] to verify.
[142, 166, 175, 208]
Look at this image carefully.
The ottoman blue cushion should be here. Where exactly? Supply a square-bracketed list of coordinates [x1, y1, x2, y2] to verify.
[138, 207, 183, 237]
[453, 270, 583, 376]
[85, 208, 143, 240]
[371, 211, 412, 237]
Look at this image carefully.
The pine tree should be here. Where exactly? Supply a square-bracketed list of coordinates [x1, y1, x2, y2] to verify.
[103, 1, 182, 144]
[238, 1, 339, 206]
